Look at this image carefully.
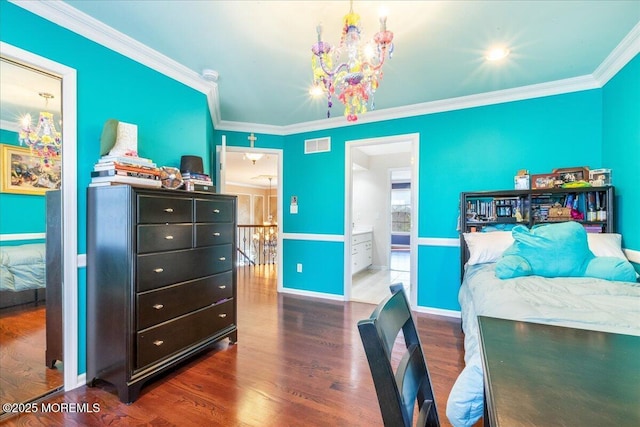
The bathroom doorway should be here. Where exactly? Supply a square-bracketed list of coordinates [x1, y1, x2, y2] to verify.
[345, 133, 419, 306]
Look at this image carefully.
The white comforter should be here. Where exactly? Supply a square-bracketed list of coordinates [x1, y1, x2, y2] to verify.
[446, 263, 640, 427]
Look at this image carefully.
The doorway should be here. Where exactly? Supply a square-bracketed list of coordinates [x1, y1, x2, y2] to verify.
[216, 142, 283, 292]
[345, 134, 419, 306]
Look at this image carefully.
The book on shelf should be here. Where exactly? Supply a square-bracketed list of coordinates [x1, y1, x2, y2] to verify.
[183, 178, 213, 186]
[182, 172, 211, 181]
[98, 155, 156, 167]
[91, 169, 159, 180]
[93, 162, 160, 175]
[90, 174, 162, 188]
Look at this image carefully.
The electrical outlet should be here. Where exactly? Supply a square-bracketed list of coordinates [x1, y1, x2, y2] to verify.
[296, 263, 303, 273]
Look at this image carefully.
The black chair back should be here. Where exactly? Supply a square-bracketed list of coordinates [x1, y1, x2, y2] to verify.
[358, 285, 440, 427]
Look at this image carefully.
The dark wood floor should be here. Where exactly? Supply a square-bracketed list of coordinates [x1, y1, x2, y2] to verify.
[0, 304, 63, 411]
[2, 265, 474, 426]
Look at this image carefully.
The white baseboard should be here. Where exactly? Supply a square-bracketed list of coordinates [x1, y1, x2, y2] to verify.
[280, 287, 345, 301]
[413, 306, 461, 319]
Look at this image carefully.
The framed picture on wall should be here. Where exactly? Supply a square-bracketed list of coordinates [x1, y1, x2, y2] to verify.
[0, 144, 61, 195]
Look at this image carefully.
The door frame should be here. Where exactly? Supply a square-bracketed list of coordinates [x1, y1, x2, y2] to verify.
[344, 133, 420, 306]
[1, 42, 79, 390]
[216, 143, 284, 291]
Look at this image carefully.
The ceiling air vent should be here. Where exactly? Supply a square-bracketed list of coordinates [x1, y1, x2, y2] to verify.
[304, 137, 331, 154]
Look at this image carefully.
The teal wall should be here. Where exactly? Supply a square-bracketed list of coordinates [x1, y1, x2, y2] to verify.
[0, 129, 47, 235]
[1, 1, 211, 375]
[602, 53, 640, 274]
[274, 90, 604, 309]
[602, 54, 640, 250]
[216, 89, 606, 310]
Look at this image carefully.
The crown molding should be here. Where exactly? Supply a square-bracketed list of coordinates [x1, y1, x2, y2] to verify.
[216, 119, 287, 136]
[593, 20, 640, 86]
[215, 74, 600, 135]
[9, 1, 213, 92]
[12, 0, 639, 137]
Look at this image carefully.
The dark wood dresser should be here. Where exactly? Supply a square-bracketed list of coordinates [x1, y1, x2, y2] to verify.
[86, 185, 237, 403]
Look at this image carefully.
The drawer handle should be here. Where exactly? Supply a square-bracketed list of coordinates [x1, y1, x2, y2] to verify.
[213, 232, 221, 236]
[219, 257, 226, 261]
[154, 268, 164, 273]
[165, 235, 174, 240]
[153, 304, 164, 310]
[218, 285, 227, 289]
[218, 313, 227, 318]
[153, 340, 164, 346]
[163, 208, 174, 213]
[213, 209, 220, 214]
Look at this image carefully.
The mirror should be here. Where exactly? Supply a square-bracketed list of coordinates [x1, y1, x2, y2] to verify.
[0, 57, 64, 416]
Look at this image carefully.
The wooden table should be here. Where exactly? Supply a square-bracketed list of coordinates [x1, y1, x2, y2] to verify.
[478, 316, 640, 427]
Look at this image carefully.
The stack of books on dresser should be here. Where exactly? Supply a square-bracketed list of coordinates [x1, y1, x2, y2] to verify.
[182, 171, 215, 192]
[90, 155, 161, 188]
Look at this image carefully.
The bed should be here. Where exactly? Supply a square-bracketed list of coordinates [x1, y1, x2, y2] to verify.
[446, 223, 640, 427]
[0, 243, 46, 310]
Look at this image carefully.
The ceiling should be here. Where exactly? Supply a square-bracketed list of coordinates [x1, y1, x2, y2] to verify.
[53, 0, 639, 128]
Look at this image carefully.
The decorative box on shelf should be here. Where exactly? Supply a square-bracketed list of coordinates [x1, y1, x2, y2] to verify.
[548, 206, 572, 221]
[589, 169, 611, 187]
[531, 173, 562, 189]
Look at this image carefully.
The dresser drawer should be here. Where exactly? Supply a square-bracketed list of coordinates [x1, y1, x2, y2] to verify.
[136, 300, 235, 369]
[136, 271, 233, 330]
[137, 224, 193, 253]
[137, 245, 233, 292]
[195, 198, 234, 223]
[195, 223, 234, 247]
[138, 195, 193, 223]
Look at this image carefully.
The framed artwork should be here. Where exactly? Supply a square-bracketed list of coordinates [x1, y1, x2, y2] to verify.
[552, 167, 589, 184]
[0, 144, 61, 195]
[531, 173, 562, 189]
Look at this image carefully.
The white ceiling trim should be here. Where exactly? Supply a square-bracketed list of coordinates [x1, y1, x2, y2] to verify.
[593, 20, 640, 85]
[12, 0, 639, 137]
[10, 0, 219, 123]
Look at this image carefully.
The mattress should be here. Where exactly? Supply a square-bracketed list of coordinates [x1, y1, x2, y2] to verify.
[0, 243, 46, 292]
[446, 263, 640, 427]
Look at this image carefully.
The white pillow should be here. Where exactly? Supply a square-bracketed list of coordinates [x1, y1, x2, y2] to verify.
[587, 233, 628, 260]
[463, 231, 514, 265]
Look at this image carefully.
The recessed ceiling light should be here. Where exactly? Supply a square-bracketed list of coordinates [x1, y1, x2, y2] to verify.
[486, 47, 510, 61]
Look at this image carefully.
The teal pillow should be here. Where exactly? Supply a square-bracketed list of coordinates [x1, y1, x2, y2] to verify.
[584, 256, 638, 282]
[495, 254, 533, 279]
[496, 222, 593, 278]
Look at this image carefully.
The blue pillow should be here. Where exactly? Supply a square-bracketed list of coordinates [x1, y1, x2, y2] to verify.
[496, 222, 593, 278]
[584, 256, 638, 282]
[495, 222, 637, 282]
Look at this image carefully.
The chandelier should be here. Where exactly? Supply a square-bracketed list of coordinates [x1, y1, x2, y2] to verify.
[311, 0, 394, 122]
[18, 92, 61, 166]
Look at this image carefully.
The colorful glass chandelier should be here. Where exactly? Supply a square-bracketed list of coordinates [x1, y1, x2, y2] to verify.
[18, 92, 61, 166]
[311, 0, 394, 122]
